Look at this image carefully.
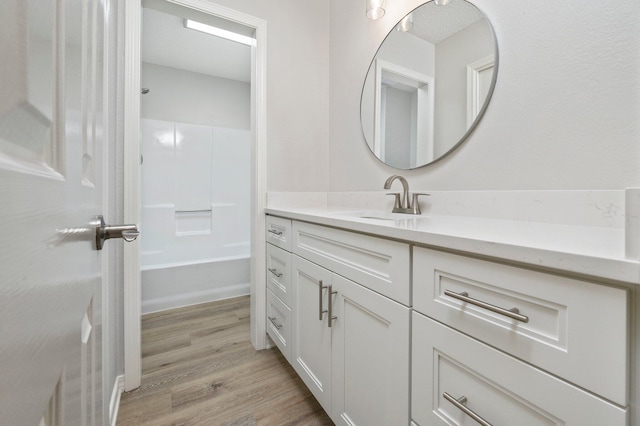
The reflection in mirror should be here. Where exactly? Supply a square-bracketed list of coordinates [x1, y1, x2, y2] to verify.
[361, 0, 497, 169]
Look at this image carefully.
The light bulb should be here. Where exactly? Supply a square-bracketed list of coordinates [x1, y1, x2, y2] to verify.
[366, 0, 386, 20]
[397, 13, 413, 31]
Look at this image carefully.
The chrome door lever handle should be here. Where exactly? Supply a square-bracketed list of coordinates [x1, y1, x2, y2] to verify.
[95, 215, 140, 250]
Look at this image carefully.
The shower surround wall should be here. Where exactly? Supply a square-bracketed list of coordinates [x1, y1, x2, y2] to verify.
[140, 62, 251, 313]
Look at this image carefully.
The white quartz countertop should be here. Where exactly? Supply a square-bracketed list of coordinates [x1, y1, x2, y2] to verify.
[265, 207, 640, 285]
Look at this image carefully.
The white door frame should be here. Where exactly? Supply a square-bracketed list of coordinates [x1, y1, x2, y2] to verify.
[373, 59, 435, 166]
[466, 54, 495, 127]
[123, 0, 267, 391]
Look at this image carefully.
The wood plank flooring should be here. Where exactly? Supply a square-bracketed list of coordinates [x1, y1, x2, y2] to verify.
[117, 296, 334, 426]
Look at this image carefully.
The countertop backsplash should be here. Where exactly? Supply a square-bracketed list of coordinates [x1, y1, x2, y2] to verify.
[268, 190, 626, 229]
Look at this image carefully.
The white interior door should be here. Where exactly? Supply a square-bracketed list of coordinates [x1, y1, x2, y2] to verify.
[0, 0, 110, 424]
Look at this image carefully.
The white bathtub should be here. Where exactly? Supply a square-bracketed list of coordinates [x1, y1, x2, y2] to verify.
[139, 204, 251, 314]
[139, 120, 251, 314]
[141, 249, 250, 314]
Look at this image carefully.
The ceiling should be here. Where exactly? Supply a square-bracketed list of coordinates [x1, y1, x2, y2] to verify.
[140, 0, 482, 83]
[142, 7, 251, 83]
[408, 0, 484, 44]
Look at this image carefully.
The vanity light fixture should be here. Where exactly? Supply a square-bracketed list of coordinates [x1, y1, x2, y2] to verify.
[434, 0, 451, 5]
[366, 0, 386, 20]
[397, 13, 413, 31]
[184, 19, 255, 46]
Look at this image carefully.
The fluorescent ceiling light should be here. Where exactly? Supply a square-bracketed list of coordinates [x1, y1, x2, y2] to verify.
[184, 19, 255, 46]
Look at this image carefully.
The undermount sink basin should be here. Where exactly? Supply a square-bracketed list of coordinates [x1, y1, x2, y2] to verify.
[329, 210, 428, 222]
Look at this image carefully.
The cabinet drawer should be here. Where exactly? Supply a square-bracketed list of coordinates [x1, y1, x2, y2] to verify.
[413, 247, 629, 405]
[292, 221, 410, 305]
[266, 216, 292, 251]
[267, 289, 292, 363]
[412, 312, 627, 426]
[266, 243, 292, 306]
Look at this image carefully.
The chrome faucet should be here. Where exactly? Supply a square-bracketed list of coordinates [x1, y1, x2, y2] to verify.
[384, 175, 430, 215]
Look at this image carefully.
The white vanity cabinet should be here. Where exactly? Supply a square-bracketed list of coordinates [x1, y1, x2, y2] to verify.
[265, 211, 634, 425]
[265, 216, 294, 362]
[291, 254, 410, 426]
[412, 246, 629, 425]
[265, 217, 411, 425]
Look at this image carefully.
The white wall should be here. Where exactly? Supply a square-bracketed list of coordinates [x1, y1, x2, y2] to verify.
[434, 18, 493, 157]
[330, 0, 640, 191]
[193, 0, 331, 192]
[141, 62, 250, 128]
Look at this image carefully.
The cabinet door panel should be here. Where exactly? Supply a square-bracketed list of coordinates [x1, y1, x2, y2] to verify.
[331, 274, 410, 426]
[292, 255, 332, 412]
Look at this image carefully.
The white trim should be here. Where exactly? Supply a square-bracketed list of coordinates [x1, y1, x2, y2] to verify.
[123, 0, 268, 390]
[123, 0, 142, 392]
[249, 12, 268, 352]
[466, 54, 495, 127]
[374, 59, 435, 166]
[142, 283, 250, 314]
[109, 375, 125, 426]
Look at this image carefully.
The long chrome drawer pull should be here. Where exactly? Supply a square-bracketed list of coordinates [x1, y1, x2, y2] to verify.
[443, 392, 493, 426]
[268, 229, 283, 236]
[327, 285, 337, 328]
[268, 316, 283, 330]
[444, 290, 529, 323]
[318, 280, 328, 320]
[268, 268, 282, 278]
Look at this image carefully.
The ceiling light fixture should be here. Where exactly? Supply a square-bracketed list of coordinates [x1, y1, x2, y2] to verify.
[184, 19, 255, 46]
[397, 13, 413, 32]
[366, 0, 386, 20]
[434, 0, 451, 5]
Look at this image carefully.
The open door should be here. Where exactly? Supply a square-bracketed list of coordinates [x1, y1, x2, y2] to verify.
[0, 0, 121, 424]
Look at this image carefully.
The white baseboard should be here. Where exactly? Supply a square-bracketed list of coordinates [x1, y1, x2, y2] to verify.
[141, 283, 251, 314]
[109, 375, 125, 426]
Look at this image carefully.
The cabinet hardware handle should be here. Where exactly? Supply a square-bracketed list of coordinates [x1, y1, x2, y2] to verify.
[268, 268, 282, 278]
[327, 285, 338, 328]
[443, 392, 493, 426]
[318, 280, 328, 320]
[444, 289, 529, 323]
[268, 316, 283, 330]
[268, 229, 283, 236]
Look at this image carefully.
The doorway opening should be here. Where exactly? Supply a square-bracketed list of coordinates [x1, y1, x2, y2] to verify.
[139, 4, 252, 314]
[123, 0, 267, 391]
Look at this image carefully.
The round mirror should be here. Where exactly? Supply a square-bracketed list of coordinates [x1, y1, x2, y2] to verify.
[360, 0, 498, 169]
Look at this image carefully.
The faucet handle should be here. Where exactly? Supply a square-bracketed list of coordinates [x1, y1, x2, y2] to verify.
[410, 193, 431, 215]
[386, 193, 402, 210]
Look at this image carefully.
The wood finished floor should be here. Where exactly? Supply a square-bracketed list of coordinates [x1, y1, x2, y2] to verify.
[117, 296, 334, 426]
